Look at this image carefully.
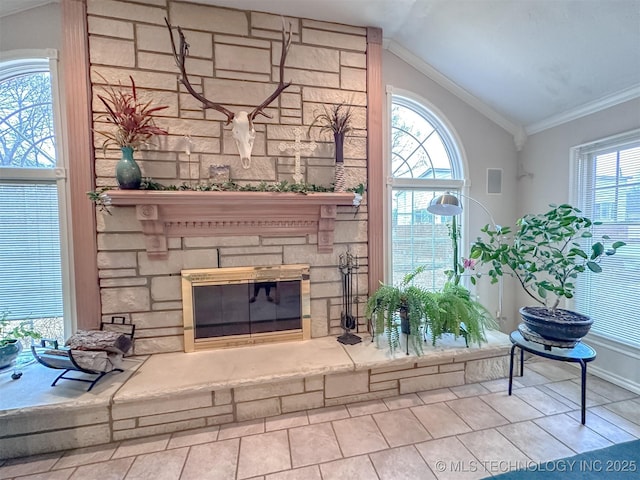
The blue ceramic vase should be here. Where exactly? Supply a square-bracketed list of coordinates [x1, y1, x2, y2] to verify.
[116, 146, 142, 189]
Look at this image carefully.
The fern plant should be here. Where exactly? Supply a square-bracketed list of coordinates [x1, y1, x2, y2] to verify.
[366, 267, 434, 355]
[429, 283, 497, 347]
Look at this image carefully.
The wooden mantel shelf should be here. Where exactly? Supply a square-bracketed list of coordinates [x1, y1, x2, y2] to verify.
[104, 190, 357, 257]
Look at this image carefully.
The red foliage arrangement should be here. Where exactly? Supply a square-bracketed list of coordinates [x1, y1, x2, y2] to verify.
[95, 75, 168, 150]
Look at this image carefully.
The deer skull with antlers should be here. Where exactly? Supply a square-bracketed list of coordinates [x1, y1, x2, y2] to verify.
[165, 18, 293, 169]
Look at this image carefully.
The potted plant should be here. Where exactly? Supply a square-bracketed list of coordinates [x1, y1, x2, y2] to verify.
[366, 266, 437, 355]
[94, 75, 168, 189]
[470, 203, 625, 345]
[1, 310, 41, 370]
[309, 102, 353, 192]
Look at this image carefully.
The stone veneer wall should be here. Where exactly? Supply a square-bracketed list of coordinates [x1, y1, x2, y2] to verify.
[87, 0, 370, 354]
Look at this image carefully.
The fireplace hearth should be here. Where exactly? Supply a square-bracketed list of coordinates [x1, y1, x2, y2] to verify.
[182, 265, 311, 351]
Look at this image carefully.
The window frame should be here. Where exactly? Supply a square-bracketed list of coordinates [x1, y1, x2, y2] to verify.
[0, 48, 75, 337]
[569, 128, 640, 351]
[385, 87, 467, 285]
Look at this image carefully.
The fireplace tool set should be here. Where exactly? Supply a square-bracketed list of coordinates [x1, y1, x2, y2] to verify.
[337, 249, 362, 345]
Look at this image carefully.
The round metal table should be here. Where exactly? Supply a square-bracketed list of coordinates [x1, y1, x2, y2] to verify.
[508, 330, 596, 425]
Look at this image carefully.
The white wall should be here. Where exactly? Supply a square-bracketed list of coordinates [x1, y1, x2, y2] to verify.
[0, 3, 60, 50]
[383, 50, 521, 332]
[518, 98, 640, 393]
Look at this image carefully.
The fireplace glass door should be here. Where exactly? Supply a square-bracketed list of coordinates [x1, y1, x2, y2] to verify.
[192, 280, 302, 339]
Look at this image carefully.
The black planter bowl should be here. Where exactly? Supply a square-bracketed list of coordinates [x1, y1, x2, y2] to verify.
[520, 306, 593, 342]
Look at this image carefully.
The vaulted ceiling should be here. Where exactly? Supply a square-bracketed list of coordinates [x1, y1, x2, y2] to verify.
[4, 0, 640, 136]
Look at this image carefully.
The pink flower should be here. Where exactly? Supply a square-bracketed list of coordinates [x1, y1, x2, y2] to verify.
[463, 258, 476, 270]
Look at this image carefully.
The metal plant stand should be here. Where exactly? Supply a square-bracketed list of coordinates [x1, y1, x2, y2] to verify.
[337, 249, 361, 345]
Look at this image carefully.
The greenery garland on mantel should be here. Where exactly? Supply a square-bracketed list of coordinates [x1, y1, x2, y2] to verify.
[88, 179, 366, 214]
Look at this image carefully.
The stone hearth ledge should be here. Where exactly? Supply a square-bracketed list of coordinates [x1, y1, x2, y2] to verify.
[113, 330, 511, 403]
[1, 331, 511, 459]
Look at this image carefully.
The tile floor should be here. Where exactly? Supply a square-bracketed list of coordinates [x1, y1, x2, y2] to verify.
[1, 358, 639, 480]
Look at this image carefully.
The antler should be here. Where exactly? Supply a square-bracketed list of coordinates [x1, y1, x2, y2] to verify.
[248, 19, 293, 123]
[165, 18, 235, 124]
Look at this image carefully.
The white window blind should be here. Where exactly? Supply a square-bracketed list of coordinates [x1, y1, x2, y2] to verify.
[572, 130, 640, 348]
[0, 182, 63, 321]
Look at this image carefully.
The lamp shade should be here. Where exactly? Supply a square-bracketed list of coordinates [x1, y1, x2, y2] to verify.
[427, 194, 463, 216]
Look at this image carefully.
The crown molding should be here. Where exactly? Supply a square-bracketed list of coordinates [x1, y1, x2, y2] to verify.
[385, 39, 522, 140]
[525, 84, 640, 135]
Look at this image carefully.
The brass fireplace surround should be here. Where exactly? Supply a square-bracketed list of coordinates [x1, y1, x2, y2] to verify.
[181, 264, 311, 351]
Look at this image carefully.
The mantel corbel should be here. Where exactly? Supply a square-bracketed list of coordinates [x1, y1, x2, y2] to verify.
[104, 190, 358, 258]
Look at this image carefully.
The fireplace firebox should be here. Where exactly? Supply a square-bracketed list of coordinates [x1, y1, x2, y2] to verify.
[181, 265, 311, 351]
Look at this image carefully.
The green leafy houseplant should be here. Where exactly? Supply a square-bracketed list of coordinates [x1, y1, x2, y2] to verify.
[1, 310, 41, 347]
[1, 310, 41, 369]
[470, 204, 625, 341]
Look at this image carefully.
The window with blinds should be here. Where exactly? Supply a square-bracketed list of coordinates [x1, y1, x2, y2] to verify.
[1, 55, 66, 342]
[389, 95, 464, 288]
[0, 183, 63, 321]
[572, 130, 640, 348]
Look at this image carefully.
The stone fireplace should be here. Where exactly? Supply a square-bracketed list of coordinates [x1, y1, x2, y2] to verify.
[88, 2, 373, 355]
[182, 264, 311, 351]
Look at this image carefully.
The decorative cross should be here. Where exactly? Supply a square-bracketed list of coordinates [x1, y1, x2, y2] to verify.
[278, 127, 317, 183]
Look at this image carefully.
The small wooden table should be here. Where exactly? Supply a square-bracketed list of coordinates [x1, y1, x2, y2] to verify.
[508, 330, 596, 425]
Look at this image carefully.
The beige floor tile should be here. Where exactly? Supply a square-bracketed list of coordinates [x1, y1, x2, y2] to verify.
[497, 421, 575, 463]
[373, 409, 432, 447]
[526, 360, 578, 382]
[347, 399, 389, 416]
[512, 386, 574, 415]
[180, 438, 240, 480]
[69, 457, 134, 480]
[53, 443, 117, 470]
[544, 380, 610, 407]
[0, 452, 61, 480]
[415, 436, 489, 480]
[481, 378, 522, 393]
[411, 402, 471, 438]
[416, 388, 457, 404]
[265, 411, 308, 431]
[457, 428, 531, 473]
[512, 368, 552, 387]
[265, 465, 322, 480]
[124, 447, 188, 480]
[450, 383, 491, 398]
[167, 425, 219, 448]
[333, 415, 388, 457]
[218, 418, 265, 440]
[533, 413, 612, 453]
[445, 397, 509, 430]
[289, 423, 342, 467]
[566, 409, 637, 443]
[319, 455, 379, 480]
[479, 391, 544, 422]
[237, 430, 291, 479]
[383, 393, 424, 410]
[574, 376, 638, 402]
[112, 434, 170, 459]
[588, 406, 640, 437]
[603, 398, 640, 425]
[534, 384, 581, 409]
[8, 469, 74, 480]
[370, 445, 436, 480]
[306, 405, 350, 424]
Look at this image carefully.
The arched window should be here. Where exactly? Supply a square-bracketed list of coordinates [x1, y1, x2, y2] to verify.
[0, 51, 69, 344]
[388, 92, 465, 289]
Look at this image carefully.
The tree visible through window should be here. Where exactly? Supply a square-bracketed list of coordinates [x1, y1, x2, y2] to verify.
[389, 95, 464, 290]
[0, 58, 65, 345]
[1, 72, 56, 168]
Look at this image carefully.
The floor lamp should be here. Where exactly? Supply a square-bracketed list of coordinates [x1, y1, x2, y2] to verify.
[426, 192, 503, 320]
